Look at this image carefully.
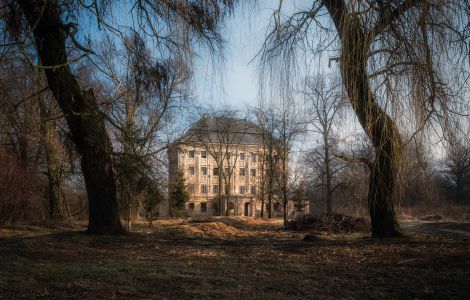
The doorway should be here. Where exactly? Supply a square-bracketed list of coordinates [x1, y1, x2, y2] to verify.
[244, 202, 250, 216]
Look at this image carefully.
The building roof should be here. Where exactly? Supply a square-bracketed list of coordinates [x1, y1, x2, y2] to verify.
[175, 116, 264, 146]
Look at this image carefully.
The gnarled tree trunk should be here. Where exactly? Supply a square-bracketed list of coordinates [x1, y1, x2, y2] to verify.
[18, 0, 122, 234]
[39, 96, 63, 220]
[324, 0, 402, 237]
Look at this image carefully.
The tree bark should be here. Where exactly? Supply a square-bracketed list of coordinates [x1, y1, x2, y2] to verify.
[324, 135, 333, 215]
[267, 143, 274, 219]
[260, 191, 265, 218]
[39, 96, 63, 220]
[324, 0, 402, 237]
[218, 169, 223, 216]
[18, 0, 123, 234]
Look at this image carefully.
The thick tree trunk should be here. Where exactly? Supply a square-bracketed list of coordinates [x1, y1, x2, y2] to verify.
[39, 96, 63, 220]
[18, 0, 123, 234]
[43, 124, 63, 220]
[46, 159, 62, 220]
[324, 0, 402, 237]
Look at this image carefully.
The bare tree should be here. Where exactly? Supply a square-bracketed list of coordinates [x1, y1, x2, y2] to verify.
[96, 32, 190, 230]
[0, 52, 71, 221]
[304, 74, 345, 214]
[271, 97, 306, 226]
[253, 107, 279, 218]
[259, 0, 468, 237]
[1, 0, 235, 233]
[443, 127, 470, 204]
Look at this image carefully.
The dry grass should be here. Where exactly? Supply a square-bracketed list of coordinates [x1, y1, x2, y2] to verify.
[0, 217, 469, 299]
[399, 202, 470, 222]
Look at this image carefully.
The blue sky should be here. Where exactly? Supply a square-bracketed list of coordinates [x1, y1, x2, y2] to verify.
[192, 4, 275, 109]
[78, 2, 276, 110]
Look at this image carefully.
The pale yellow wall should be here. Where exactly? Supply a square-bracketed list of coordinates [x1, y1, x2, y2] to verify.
[169, 143, 264, 216]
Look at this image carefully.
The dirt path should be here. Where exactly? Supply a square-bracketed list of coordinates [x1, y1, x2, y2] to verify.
[401, 219, 470, 240]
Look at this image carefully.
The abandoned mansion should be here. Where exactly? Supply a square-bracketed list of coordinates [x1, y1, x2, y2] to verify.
[168, 116, 269, 217]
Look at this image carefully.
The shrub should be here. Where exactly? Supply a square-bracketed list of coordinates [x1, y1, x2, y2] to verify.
[0, 148, 45, 225]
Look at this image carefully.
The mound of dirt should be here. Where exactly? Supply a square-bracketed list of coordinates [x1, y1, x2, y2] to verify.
[288, 213, 370, 233]
[181, 221, 246, 239]
[184, 218, 217, 224]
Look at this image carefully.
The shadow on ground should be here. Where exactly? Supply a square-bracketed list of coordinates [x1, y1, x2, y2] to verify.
[0, 217, 469, 299]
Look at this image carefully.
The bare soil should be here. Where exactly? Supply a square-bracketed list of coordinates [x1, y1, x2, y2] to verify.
[0, 217, 469, 299]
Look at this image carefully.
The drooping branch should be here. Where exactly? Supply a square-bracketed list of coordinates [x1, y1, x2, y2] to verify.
[368, 0, 424, 44]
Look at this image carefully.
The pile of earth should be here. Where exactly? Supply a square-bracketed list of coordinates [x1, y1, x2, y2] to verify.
[180, 218, 248, 239]
[287, 213, 370, 233]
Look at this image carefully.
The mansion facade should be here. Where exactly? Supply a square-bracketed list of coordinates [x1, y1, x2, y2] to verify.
[168, 116, 266, 217]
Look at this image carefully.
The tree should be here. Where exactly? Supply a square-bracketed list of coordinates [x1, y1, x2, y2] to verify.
[254, 107, 279, 219]
[304, 74, 345, 215]
[0, 51, 70, 221]
[274, 100, 305, 227]
[443, 130, 470, 204]
[171, 170, 190, 216]
[259, 0, 467, 237]
[39, 93, 67, 221]
[142, 181, 164, 227]
[98, 33, 190, 230]
[2, 0, 235, 233]
[255, 94, 305, 226]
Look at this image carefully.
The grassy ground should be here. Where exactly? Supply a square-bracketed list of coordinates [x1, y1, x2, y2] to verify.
[0, 217, 469, 299]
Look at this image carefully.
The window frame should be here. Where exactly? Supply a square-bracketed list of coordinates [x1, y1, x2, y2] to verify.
[250, 186, 256, 195]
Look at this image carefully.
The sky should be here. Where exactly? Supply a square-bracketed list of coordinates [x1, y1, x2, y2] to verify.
[192, 4, 276, 109]
[78, 1, 277, 110]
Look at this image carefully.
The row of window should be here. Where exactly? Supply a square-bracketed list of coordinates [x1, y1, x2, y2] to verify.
[188, 184, 257, 195]
[188, 202, 278, 213]
[188, 201, 218, 212]
[187, 150, 257, 162]
[188, 166, 256, 177]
